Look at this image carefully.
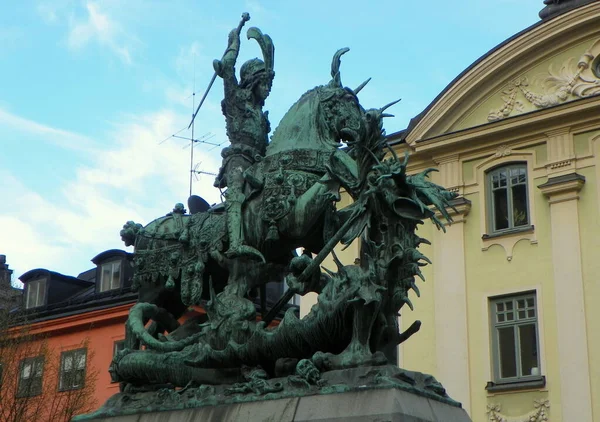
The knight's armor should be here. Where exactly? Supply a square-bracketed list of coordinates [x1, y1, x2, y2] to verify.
[213, 14, 274, 262]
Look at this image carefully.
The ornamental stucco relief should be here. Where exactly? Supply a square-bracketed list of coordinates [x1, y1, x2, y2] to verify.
[486, 399, 549, 422]
[488, 39, 600, 122]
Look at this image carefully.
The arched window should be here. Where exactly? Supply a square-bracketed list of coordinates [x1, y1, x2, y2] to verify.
[487, 163, 529, 233]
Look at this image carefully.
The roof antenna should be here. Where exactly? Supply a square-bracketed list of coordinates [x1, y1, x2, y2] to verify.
[190, 51, 196, 197]
[157, 48, 224, 196]
[192, 162, 217, 180]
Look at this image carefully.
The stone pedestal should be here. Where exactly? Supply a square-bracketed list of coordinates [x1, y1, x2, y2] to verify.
[83, 388, 471, 422]
[77, 365, 471, 422]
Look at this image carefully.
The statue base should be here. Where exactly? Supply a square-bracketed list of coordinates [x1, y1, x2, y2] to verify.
[76, 365, 471, 422]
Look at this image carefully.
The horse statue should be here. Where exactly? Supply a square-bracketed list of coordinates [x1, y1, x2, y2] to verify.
[117, 46, 372, 355]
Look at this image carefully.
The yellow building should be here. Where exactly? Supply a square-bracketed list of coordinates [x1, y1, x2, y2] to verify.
[301, 1, 600, 421]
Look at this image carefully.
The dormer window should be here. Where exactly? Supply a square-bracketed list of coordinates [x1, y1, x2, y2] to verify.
[99, 261, 121, 292]
[25, 278, 46, 309]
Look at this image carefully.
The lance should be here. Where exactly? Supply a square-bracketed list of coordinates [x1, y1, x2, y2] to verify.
[262, 207, 362, 325]
[188, 13, 251, 129]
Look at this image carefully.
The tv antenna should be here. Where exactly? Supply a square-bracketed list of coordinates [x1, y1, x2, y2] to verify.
[158, 53, 223, 197]
[192, 162, 218, 180]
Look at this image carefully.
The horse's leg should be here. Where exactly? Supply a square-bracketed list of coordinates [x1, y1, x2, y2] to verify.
[282, 176, 335, 238]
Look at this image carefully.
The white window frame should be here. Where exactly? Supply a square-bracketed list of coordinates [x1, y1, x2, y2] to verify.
[490, 292, 542, 383]
[25, 278, 46, 309]
[486, 163, 530, 234]
[99, 261, 121, 292]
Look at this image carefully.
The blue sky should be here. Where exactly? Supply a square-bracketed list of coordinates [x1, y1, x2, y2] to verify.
[0, 0, 543, 282]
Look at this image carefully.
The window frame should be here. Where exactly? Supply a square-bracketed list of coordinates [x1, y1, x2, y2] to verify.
[16, 356, 44, 398]
[99, 260, 122, 293]
[486, 163, 531, 235]
[490, 292, 542, 384]
[111, 341, 125, 383]
[58, 348, 87, 392]
[113, 340, 125, 356]
[25, 278, 47, 309]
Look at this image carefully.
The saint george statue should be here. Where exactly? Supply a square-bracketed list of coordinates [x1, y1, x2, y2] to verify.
[213, 13, 275, 262]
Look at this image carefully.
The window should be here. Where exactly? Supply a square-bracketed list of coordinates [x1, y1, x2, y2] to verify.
[490, 293, 541, 383]
[113, 340, 125, 356]
[100, 261, 121, 292]
[111, 341, 125, 383]
[487, 164, 529, 233]
[25, 278, 46, 309]
[17, 356, 44, 397]
[59, 349, 87, 391]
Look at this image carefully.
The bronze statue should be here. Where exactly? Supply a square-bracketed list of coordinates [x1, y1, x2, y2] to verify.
[89, 13, 462, 420]
[213, 13, 275, 262]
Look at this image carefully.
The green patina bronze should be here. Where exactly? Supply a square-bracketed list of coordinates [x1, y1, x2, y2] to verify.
[81, 13, 459, 419]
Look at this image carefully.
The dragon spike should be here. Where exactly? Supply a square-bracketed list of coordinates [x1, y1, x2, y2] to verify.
[405, 297, 414, 311]
[381, 113, 394, 118]
[385, 142, 400, 162]
[330, 47, 350, 87]
[353, 77, 371, 95]
[380, 98, 402, 112]
[331, 249, 344, 271]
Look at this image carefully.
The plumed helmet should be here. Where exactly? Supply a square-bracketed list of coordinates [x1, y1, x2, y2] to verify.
[240, 58, 267, 88]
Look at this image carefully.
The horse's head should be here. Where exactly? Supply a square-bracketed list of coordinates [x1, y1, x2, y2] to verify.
[316, 48, 368, 148]
[267, 49, 370, 155]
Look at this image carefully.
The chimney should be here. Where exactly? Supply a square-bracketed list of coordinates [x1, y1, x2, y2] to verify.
[539, 0, 598, 20]
[0, 255, 13, 287]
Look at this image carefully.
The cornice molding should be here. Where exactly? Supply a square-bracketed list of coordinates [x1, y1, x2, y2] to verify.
[406, 1, 600, 146]
[414, 96, 600, 155]
[538, 172, 586, 203]
[10, 303, 132, 336]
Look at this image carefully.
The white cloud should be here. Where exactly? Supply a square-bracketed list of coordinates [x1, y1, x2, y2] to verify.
[0, 108, 97, 152]
[66, 1, 133, 64]
[0, 107, 223, 281]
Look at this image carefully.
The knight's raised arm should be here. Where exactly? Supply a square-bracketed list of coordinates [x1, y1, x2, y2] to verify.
[213, 13, 250, 81]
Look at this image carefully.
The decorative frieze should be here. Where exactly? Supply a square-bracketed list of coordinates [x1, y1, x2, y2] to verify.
[486, 399, 549, 422]
[488, 39, 600, 123]
[494, 145, 512, 158]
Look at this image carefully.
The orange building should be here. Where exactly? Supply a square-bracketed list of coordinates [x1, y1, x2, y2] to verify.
[1, 247, 290, 420]
[1, 250, 137, 420]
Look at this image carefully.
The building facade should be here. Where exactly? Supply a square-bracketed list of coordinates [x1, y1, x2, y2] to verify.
[1, 243, 290, 420]
[301, 2, 600, 421]
[1, 250, 138, 420]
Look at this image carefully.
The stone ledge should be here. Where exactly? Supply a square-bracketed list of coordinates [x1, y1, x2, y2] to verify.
[76, 365, 468, 422]
[485, 375, 546, 393]
[81, 388, 471, 422]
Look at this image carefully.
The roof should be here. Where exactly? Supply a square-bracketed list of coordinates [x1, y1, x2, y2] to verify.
[11, 249, 137, 325]
[13, 286, 137, 324]
[19, 268, 94, 287]
[91, 249, 133, 265]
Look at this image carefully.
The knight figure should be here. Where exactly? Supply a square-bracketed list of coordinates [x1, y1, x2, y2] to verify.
[213, 13, 275, 262]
